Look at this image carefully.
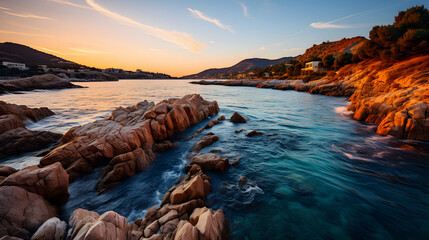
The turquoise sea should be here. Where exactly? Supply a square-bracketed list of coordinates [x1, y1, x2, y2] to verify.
[1, 80, 428, 239]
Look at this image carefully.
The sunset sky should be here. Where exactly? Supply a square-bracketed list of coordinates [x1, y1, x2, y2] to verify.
[0, 0, 426, 77]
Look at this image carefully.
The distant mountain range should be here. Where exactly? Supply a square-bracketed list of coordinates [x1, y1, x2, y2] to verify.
[0, 42, 81, 68]
[182, 57, 295, 79]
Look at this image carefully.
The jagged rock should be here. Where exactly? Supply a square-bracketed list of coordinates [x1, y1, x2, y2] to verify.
[174, 221, 199, 240]
[31, 217, 67, 240]
[190, 153, 230, 172]
[144, 220, 159, 238]
[195, 209, 230, 240]
[0, 186, 59, 239]
[0, 74, 81, 94]
[246, 130, 263, 137]
[69, 209, 127, 240]
[190, 134, 219, 152]
[0, 115, 25, 134]
[189, 207, 209, 226]
[0, 128, 62, 159]
[204, 119, 219, 129]
[0, 236, 24, 240]
[230, 112, 247, 123]
[170, 175, 206, 204]
[1, 162, 69, 204]
[234, 129, 245, 133]
[0, 101, 55, 122]
[40, 94, 219, 192]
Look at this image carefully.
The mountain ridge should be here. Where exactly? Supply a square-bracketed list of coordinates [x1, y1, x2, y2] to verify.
[182, 56, 295, 79]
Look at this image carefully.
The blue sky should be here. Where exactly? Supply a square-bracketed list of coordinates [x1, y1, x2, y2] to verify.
[0, 0, 427, 76]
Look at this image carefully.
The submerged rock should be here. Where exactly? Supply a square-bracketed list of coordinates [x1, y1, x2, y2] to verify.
[40, 94, 219, 192]
[246, 130, 263, 137]
[230, 112, 247, 123]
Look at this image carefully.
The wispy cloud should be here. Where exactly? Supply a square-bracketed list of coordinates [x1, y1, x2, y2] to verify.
[0, 6, 10, 10]
[47, 0, 91, 9]
[208, 40, 215, 44]
[237, 2, 248, 17]
[187, 8, 233, 33]
[35, 46, 65, 55]
[70, 48, 109, 54]
[0, 30, 50, 37]
[259, 46, 266, 51]
[310, 22, 353, 29]
[2, 11, 54, 20]
[86, 0, 204, 53]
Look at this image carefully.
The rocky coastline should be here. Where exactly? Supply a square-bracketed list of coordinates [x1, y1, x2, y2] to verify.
[0, 74, 83, 95]
[0, 94, 235, 239]
[191, 56, 429, 141]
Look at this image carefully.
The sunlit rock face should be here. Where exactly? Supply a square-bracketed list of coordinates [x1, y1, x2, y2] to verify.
[40, 94, 219, 192]
[192, 55, 429, 141]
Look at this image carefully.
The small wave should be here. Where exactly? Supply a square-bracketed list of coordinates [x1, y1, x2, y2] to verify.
[162, 170, 180, 182]
[342, 152, 375, 162]
[334, 106, 353, 116]
[223, 182, 264, 205]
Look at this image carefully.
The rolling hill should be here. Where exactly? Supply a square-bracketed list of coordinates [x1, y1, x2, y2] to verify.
[182, 57, 295, 79]
[0, 42, 80, 68]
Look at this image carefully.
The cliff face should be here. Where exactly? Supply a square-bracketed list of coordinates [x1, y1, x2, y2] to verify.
[343, 56, 429, 140]
[191, 55, 429, 141]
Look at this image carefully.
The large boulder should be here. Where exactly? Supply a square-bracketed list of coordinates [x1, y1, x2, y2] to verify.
[0, 162, 69, 204]
[0, 186, 59, 239]
[40, 94, 219, 192]
[170, 175, 206, 205]
[31, 217, 67, 240]
[69, 209, 127, 240]
[190, 153, 229, 172]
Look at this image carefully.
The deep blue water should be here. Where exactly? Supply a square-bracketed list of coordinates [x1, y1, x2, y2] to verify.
[1, 80, 428, 239]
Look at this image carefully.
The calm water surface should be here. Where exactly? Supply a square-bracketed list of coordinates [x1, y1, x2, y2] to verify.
[1, 80, 428, 240]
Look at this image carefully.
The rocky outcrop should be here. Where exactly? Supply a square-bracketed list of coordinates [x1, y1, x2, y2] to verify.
[0, 74, 82, 94]
[0, 162, 69, 204]
[0, 101, 61, 159]
[40, 94, 219, 192]
[68, 209, 128, 240]
[30, 217, 67, 240]
[0, 128, 62, 159]
[125, 163, 229, 240]
[192, 56, 429, 141]
[0, 186, 59, 239]
[190, 133, 219, 153]
[189, 153, 230, 172]
[246, 130, 263, 137]
[230, 112, 247, 123]
[204, 115, 225, 129]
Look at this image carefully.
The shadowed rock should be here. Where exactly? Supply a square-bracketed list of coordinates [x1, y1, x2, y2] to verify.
[246, 130, 263, 137]
[0, 186, 59, 239]
[190, 133, 219, 153]
[230, 112, 246, 123]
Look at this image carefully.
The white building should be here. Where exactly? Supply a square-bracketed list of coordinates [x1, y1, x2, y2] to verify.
[301, 61, 320, 72]
[2, 61, 28, 70]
